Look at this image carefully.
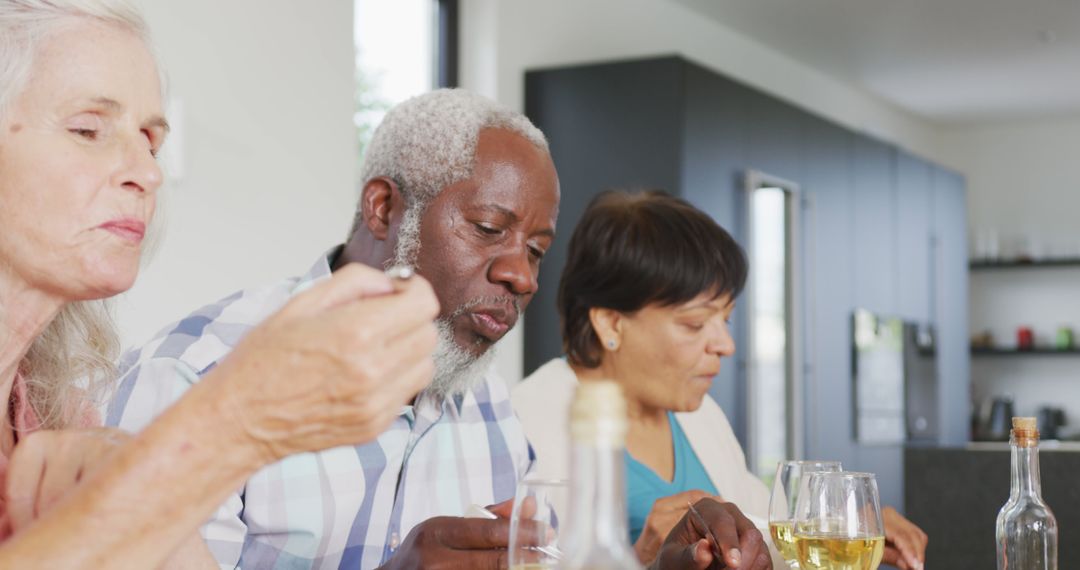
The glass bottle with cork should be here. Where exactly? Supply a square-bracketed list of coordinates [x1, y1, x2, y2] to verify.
[558, 381, 644, 570]
[995, 416, 1058, 569]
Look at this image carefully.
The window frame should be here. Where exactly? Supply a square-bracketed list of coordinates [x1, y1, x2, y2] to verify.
[436, 0, 459, 88]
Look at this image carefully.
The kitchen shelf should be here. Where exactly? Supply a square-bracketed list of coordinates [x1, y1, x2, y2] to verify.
[971, 347, 1080, 356]
[970, 258, 1080, 270]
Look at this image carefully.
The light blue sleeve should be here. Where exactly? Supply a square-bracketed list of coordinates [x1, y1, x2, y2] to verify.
[105, 354, 247, 570]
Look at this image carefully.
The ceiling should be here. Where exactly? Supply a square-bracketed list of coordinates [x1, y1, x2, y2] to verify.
[671, 0, 1080, 124]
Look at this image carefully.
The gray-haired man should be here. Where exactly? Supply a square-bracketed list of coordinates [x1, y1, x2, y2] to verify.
[109, 89, 559, 569]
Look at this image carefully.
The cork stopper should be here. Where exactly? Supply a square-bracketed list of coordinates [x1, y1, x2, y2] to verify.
[570, 381, 628, 446]
[1011, 416, 1040, 447]
[1012, 417, 1037, 431]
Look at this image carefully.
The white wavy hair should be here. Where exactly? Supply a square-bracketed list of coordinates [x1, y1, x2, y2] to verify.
[0, 0, 153, 428]
[352, 89, 548, 399]
[351, 88, 548, 267]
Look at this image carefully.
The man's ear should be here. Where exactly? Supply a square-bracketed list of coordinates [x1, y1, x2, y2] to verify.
[360, 177, 402, 241]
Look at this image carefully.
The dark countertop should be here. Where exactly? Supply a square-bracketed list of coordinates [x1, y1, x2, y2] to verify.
[905, 446, 1079, 569]
[905, 440, 1080, 451]
[964, 441, 1080, 452]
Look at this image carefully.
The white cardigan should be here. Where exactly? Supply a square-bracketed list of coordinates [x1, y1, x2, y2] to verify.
[512, 358, 783, 565]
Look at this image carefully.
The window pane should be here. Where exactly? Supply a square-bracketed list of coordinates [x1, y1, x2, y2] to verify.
[354, 0, 436, 161]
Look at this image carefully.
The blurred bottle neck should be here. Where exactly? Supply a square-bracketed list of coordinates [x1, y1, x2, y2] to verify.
[565, 440, 632, 552]
[1010, 438, 1043, 501]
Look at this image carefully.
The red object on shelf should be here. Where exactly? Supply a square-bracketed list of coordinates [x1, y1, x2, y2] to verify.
[1017, 327, 1034, 350]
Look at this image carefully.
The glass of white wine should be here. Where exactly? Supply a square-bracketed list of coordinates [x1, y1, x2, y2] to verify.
[793, 471, 885, 570]
[768, 460, 842, 568]
[508, 478, 569, 570]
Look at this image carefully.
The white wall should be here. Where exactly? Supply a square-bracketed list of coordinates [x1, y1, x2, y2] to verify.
[939, 118, 1080, 255]
[460, 0, 952, 382]
[115, 0, 357, 347]
[939, 117, 1080, 435]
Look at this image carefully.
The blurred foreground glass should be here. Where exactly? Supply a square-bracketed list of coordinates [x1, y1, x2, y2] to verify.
[768, 460, 843, 568]
[793, 471, 884, 570]
[559, 381, 643, 570]
[509, 478, 569, 569]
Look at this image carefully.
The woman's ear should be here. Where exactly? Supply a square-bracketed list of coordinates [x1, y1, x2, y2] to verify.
[588, 307, 624, 351]
[359, 177, 402, 240]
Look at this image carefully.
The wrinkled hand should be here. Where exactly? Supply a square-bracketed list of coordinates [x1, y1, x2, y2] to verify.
[635, 490, 715, 564]
[651, 499, 772, 570]
[211, 263, 439, 463]
[882, 506, 927, 570]
[3, 428, 130, 533]
[380, 499, 546, 570]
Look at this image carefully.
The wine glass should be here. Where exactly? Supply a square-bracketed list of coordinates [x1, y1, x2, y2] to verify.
[792, 471, 885, 570]
[768, 461, 842, 568]
[508, 478, 569, 569]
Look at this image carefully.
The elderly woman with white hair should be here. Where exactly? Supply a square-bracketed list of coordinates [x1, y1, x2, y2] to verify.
[0, 0, 439, 566]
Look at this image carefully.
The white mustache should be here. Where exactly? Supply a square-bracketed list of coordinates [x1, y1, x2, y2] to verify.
[449, 295, 522, 319]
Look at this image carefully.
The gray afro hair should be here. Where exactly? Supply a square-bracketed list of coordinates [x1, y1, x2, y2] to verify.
[351, 88, 549, 236]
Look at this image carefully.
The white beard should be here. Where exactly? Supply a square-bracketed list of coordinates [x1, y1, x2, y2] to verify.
[427, 318, 496, 400]
[391, 205, 495, 400]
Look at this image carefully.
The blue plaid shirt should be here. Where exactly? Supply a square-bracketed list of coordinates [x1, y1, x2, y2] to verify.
[106, 248, 534, 569]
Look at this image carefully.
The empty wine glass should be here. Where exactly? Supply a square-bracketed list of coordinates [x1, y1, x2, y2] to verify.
[508, 478, 568, 569]
[768, 461, 842, 568]
[793, 471, 885, 570]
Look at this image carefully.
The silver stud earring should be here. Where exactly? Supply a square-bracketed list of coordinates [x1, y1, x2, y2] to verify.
[607, 339, 617, 349]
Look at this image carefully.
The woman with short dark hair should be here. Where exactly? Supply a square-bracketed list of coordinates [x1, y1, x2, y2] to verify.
[514, 190, 928, 569]
[559, 190, 748, 372]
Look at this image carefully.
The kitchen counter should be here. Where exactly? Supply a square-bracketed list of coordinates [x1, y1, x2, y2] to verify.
[964, 440, 1080, 451]
[905, 445, 1079, 568]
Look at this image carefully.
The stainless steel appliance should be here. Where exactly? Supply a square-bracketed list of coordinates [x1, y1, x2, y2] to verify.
[852, 310, 939, 444]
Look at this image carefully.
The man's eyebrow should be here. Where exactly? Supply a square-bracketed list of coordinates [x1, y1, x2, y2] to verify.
[88, 97, 170, 133]
[475, 204, 518, 220]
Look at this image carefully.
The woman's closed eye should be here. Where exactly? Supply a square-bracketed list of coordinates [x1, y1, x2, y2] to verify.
[69, 127, 98, 140]
[143, 129, 161, 157]
[68, 113, 106, 142]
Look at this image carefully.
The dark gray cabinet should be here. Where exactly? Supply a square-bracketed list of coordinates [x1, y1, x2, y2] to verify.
[799, 115, 854, 467]
[896, 151, 934, 323]
[852, 137, 897, 315]
[933, 167, 969, 446]
[523, 55, 968, 520]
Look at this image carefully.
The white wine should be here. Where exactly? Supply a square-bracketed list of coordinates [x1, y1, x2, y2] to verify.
[794, 534, 884, 570]
[769, 520, 797, 562]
